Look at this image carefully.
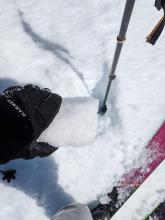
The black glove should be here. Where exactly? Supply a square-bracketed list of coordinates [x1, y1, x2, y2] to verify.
[4, 84, 62, 139]
[0, 170, 16, 183]
[16, 141, 58, 160]
[155, 0, 165, 10]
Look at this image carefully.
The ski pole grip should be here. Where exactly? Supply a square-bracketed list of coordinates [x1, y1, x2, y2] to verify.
[146, 16, 165, 45]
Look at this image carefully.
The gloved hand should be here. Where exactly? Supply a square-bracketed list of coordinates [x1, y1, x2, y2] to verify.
[155, 0, 165, 10]
[3, 84, 62, 139]
[16, 141, 58, 160]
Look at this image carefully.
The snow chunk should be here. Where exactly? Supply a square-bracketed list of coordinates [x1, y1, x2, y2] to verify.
[39, 97, 99, 147]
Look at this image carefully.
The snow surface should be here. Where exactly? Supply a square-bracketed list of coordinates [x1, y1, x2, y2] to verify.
[40, 97, 99, 147]
[112, 161, 165, 220]
[0, 0, 165, 219]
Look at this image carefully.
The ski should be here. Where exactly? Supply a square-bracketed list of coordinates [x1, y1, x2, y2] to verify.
[144, 200, 165, 220]
[92, 122, 165, 219]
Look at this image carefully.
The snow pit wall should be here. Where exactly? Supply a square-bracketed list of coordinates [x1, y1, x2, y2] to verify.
[39, 97, 99, 147]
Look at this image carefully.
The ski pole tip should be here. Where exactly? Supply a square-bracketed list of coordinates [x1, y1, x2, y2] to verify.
[98, 105, 107, 115]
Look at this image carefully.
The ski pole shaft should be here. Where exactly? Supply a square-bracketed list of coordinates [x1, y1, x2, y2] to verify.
[146, 16, 165, 45]
[99, 0, 136, 114]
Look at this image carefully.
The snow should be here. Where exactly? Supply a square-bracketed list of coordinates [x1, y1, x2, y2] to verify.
[40, 97, 99, 147]
[0, 0, 165, 219]
[112, 162, 165, 220]
[0, 184, 47, 220]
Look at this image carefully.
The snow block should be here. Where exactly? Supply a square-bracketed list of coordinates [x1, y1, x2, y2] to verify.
[39, 97, 99, 147]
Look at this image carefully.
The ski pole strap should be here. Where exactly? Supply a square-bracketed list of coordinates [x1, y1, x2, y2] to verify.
[146, 16, 165, 45]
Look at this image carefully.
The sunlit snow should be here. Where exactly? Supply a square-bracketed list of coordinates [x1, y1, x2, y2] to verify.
[0, 0, 165, 219]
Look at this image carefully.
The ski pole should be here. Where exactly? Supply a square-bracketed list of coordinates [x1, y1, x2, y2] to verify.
[146, 0, 165, 46]
[99, 0, 136, 115]
[146, 16, 165, 45]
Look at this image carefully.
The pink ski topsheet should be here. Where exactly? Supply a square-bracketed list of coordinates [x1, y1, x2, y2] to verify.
[92, 123, 165, 218]
[118, 122, 165, 187]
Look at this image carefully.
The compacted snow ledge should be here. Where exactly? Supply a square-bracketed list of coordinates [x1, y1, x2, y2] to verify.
[39, 97, 99, 147]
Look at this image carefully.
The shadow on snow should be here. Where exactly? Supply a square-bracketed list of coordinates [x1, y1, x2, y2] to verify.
[3, 156, 74, 218]
[0, 78, 74, 218]
[18, 10, 90, 95]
